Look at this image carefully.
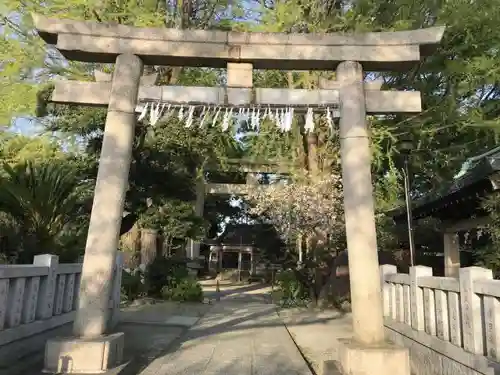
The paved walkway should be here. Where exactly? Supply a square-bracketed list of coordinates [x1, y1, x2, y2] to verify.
[200, 279, 273, 304]
[16, 283, 314, 375]
[278, 308, 352, 374]
[133, 285, 312, 375]
[119, 299, 209, 327]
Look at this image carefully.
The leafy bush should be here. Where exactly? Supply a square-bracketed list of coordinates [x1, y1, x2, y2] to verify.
[144, 256, 189, 297]
[141, 256, 204, 302]
[121, 268, 145, 302]
[0, 161, 90, 263]
[274, 269, 310, 307]
[161, 278, 204, 302]
[473, 243, 500, 278]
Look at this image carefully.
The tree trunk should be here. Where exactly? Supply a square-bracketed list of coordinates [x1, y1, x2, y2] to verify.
[286, 71, 308, 174]
[306, 132, 320, 179]
[310, 286, 318, 307]
[121, 223, 140, 252]
[296, 233, 303, 266]
[165, 0, 190, 86]
[140, 229, 158, 266]
[318, 252, 350, 308]
[160, 233, 169, 256]
[120, 223, 140, 268]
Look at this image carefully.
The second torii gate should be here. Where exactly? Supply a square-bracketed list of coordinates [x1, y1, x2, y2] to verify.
[33, 14, 444, 375]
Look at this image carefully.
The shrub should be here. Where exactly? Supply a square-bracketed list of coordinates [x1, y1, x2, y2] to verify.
[274, 269, 310, 307]
[121, 268, 145, 302]
[161, 278, 204, 302]
[144, 256, 189, 298]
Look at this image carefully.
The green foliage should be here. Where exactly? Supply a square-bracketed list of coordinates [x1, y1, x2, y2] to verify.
[1, 0, 241, 124]
[139, 200, 204, 234]
[375, 214, 400, 251]
[161, 278, 203, 302]
[40, 68, 243, 247]
[144, 256, 189, 298]
[0, 254, 10, 264]
[472, 244, 500, 278]
[143, 256, 203, 302]
[0, 133, 65, 166]
[273, 270, 310, 307]
[0, 211, 19, 262]
[479, 194, 500, 276]
[0, 160, 89, 262]
[121, 269, 145, 302]
[243, 0, 500, 206]
[0, 12, 46, 126]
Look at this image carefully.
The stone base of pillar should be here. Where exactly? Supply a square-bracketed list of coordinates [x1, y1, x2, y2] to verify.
[43, 332, 124, 374]
[322, 360, 343, 375]
[330, 339, 410, 375]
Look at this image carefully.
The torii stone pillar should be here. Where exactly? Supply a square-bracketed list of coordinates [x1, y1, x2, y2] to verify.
[73, 53, 143, 337]
[44, 54, 143, 374]
[337, 61, 385, 344]
[335, 61, 409, 375]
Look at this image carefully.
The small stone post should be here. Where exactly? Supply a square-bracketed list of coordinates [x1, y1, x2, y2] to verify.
[34, 254, 58, 320]
[250, 251, 254, 276]
[238, 251, 243, 282]
[410, 266, 432, 331]
[444, 232, 460, 277]
[0, 278, 8, 329]
[460, 267, 493, 354]
[337, 61, 385, 345]
[380, 264, 398, 318]
[73, 54, 144, 338]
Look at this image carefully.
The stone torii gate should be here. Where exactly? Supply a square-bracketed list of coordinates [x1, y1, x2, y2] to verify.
[187, 162, 286, 261]
[33, 14, 444, 375]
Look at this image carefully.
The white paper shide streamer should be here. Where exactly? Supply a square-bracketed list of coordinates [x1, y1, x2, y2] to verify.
[304, 108, 314, 133]
[137, 102, 336, 133]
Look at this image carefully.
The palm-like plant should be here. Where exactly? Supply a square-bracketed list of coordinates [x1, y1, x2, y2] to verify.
[0, 161, 89, 262]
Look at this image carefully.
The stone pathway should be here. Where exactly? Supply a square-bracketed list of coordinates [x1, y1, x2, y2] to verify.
[16, 302, 211, 375]
[16, 283, 316, 375]
[200, 280, 273, 304]
[135, 298, 313, 375]
[278, 308, 353, 374]
[119, 300, 209, 327]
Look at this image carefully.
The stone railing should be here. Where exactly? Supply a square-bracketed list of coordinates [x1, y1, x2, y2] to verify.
[380, 265, 500, 375]
[0, 253, 123, 349]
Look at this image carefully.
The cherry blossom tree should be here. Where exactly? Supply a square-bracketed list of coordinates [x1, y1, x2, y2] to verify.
[244, 174, 346, 306]
[245, 174, 344, 248]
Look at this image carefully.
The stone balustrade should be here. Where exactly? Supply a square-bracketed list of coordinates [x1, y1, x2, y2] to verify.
[0, 253, 123, 364]
[380, 265, 500, 375]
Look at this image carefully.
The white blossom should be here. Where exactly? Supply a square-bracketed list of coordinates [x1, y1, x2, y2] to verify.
[244, 175, 345, 244]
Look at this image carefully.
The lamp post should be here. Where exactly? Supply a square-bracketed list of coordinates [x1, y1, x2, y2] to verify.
[398, 137, 415, 267]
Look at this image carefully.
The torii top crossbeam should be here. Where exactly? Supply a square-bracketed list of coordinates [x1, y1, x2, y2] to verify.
[33, 14, 444, 71]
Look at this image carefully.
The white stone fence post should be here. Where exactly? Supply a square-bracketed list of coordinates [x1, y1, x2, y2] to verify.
[0, 252, 123, 347]
[380, 264, 500, 361]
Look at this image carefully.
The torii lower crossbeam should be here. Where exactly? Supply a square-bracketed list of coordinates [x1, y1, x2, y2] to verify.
[51, 80, 422, 114]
